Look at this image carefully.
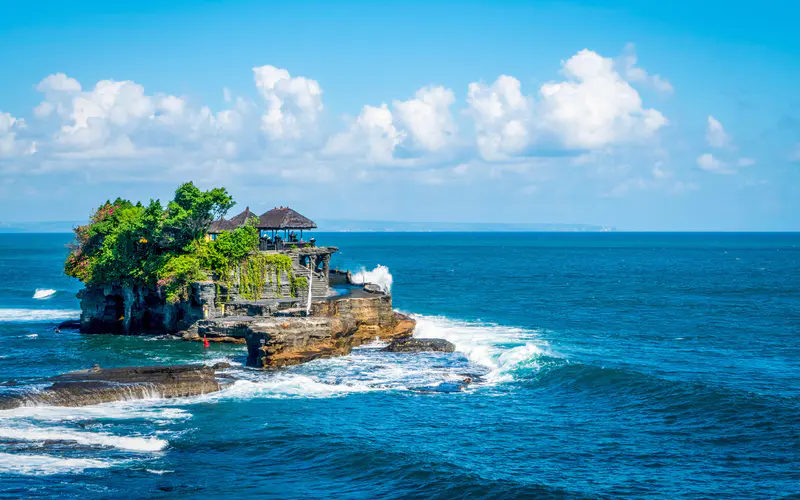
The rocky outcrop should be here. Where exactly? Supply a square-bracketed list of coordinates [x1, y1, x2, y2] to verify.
[384, 338, 455, 353]
[187, 295, 415, 368]
[0, 365, 227, 410]
[77, 282, 217, 335]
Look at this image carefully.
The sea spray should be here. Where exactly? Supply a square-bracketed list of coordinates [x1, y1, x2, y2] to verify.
[350, 265, 393, 292]
[32, 289, 57, 300]
[412, 315, 556, 382]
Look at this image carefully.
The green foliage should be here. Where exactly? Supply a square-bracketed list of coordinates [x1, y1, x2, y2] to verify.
[160, 182, 234, 250]
[63, 183, 310, 303]
[291, 276, 308, 298]
[237, 253, 296, 300]
[157, 254, 209, 303]
[64, 183, 234, 301]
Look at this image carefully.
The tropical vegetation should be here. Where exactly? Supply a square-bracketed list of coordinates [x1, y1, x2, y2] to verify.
[64, 182, 272, 303]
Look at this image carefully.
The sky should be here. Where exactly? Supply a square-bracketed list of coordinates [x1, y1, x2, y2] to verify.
[0, 0, 798, 231]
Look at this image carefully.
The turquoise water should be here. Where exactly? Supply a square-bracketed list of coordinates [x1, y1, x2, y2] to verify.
[0, 232, 798, 498]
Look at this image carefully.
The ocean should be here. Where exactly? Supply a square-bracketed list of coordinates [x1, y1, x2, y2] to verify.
[0, 232, 798, 499]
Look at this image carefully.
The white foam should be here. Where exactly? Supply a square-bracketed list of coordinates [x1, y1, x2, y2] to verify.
[412, 315, 552, 382]
[179, 315, 552, 401]
[350, 265, 393, 292]
[0, 309, 79, 322]
[0, 452, 112, 475]
[33, 289, 57, 300]
[198, 375, 376, 401]
[0, 403, 191, 424]
[147, 469, 174, 475]
[0, 425, 167, 452]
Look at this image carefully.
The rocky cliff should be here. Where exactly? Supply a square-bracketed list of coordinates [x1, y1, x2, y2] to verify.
[192, 294, 416, 368]
[78, 281, 218, 334]
[77, 277, 416, 369]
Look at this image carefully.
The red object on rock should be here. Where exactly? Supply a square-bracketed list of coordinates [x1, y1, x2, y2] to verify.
[203, 335, 210, 348]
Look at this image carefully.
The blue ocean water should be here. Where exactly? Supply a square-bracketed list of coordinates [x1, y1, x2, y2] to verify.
[0, 232, 798, 499]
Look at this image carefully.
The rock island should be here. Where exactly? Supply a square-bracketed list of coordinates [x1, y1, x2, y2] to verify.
[63, 182, 417, 369]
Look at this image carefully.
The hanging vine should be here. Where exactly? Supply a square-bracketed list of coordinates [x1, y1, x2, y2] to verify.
[236, 253, 301, 300]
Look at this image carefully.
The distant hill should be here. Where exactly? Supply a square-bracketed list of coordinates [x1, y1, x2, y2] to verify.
[0, 219, 612, 233]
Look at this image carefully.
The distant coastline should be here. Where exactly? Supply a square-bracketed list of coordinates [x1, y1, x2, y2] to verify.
[0, 219, 613, 233]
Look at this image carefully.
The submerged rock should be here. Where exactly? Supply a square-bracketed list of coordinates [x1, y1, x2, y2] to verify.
[383, 338, 455, 353]
[410, 377, 474, 393]
[0, 365, 227, 410]
[56, 319, 81, 330]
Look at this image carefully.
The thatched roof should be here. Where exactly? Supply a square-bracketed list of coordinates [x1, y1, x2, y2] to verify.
[258, 207, 317, 230]
[228, 207, 259, 227]
[208, 218, 234, 234]
[207, 207, 258, 234]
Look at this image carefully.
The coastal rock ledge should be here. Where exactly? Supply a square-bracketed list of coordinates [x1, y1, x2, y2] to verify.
[0, 365, 227, 410]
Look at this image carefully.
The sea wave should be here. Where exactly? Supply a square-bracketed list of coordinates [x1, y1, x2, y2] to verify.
[32, 289, 57, 300]
[0, 403, 191, 424]
[187, 315, 555, 401]
[0, 425, 167, 452]
[203, 376, 378, 401]
[0, 452, 112, 475]
[350, 265, 393, 292]
[0, 308, 79, 323]
[412, 314, 559, 382]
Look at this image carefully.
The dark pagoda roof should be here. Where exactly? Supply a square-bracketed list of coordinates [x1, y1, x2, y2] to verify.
[208, 218, 234, 234]
[228, 207, 259, 227]
[207, 207, 258, 234]
[257, 207, 317, 230]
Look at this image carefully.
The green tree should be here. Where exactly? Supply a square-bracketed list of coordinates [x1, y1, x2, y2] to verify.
[160, 182, 234, 250]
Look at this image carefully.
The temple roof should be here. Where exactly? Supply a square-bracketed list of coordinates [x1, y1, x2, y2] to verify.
[208, 218, 235, 234]
[208, 206, 316, 234]
[258, 207, 317, 230]
[208, 207, 258, 234]
[228, 207, 259, 227]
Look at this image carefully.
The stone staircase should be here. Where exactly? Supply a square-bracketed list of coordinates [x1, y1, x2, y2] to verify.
[291, 262, 329, 300]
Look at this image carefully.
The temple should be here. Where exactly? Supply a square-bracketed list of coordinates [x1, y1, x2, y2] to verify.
[207, 206, 317, 250]
[69, 188, 417, 370]
[205, 205, 336, 302]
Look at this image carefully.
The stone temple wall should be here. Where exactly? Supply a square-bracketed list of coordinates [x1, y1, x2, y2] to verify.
[77, 248, 338, 335]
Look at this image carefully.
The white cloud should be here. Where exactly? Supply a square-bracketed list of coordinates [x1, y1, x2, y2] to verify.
[29, 72, 264, 165]
[0, 112, 34, 157]
[619, 43, 673, 93]
[706, 116, 730, 148]
[57, 80, 154, 149]
[36, 73, 82, 94]
[467, 75, 532, 161]
[538, 49, 667, 150]
[252, 65, 323, 141]
[9, 48, 676, 189]
[324, 104, 405, 164]
[393, 86, 455, 152]
[697, 153, 731, 174]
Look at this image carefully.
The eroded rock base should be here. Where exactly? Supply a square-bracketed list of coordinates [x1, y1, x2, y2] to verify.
[0, 365, 226, 410]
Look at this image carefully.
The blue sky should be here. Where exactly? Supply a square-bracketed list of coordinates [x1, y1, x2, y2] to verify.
[0, 0, 798, 230]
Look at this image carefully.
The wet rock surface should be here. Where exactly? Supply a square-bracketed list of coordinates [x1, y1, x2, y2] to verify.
[0, 365, 227, 410]
[384, 338, 455, 353]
